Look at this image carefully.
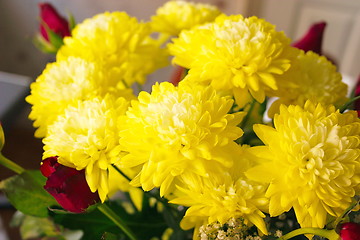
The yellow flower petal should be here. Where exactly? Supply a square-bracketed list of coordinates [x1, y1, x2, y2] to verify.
[247, 100, 360, 228]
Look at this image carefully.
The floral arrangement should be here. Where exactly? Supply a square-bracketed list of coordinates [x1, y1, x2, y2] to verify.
[1, 1, 360, 240]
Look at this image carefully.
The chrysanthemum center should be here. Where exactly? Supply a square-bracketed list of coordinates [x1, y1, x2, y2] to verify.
[214, 21, 268, 71]
[144, 93, 203, 147]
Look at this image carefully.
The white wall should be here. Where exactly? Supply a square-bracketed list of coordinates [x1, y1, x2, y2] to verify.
[250, 0, 360, 89]
[0, 0, 170, 79]
[0, 0, 247, 82]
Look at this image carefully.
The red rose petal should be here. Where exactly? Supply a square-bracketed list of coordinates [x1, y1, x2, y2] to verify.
[41, 157, 100, 213]
[292, 22, 326, 55]
[340, 222, 360, 240]
[39, 3, 71, 41]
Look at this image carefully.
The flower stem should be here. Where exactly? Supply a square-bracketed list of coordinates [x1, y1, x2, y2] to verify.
[240, 99, 257, 130]
[278, 228, 339, 240]
[340, 95, 360, 113]
[111, 165, 175, 208]
[111, 165, 182, 228]
[98, 204, 137, 240]
[331, 198, 360, 229]
[0, 153, 24, 174]
[121, 79, 130, 89]
[112, 164, 132, 181]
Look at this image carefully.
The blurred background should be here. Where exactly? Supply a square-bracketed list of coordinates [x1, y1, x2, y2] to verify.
[0, 0, 359, 239]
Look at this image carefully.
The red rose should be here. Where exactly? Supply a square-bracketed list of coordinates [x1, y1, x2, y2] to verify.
[340, 222, 360, 240]
[39, 3, 71, 42]
[40, 156, 100, 213]
[292, 21, 326, 55]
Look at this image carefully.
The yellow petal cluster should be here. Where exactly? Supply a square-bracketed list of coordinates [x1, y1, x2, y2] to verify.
[26, 57, 134, 138]
[24, 1, 359, 236]
[58, 11, 169, 86]
[168, 15, 297, 107]
[119, 81, 245, 197]
[268, 50, 348, 117]
[43, 95, 130, 202]
[151, 1, 221, 36]
[246, 100, 360, 228]
[170, 147, 269, 236]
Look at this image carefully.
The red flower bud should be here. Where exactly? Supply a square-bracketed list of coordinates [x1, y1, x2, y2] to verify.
[39, 3, 71, 42]
[40, 156, 100, 213]
[340, 222, 360, 240]
[292, 22, 326, 55]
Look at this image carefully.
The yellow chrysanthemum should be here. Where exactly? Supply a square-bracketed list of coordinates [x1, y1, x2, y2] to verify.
[168, 15, 297, 107]
[170, 146, 269, 236]
[151, 1, 221, 36]
[43, 95, 130, 202]
[119, 81, 245, 197]
[26, 57, 134, 138]
[57, 11, 169, 86]
[246, 100, 360, 229]
[267, 50, 348, 117]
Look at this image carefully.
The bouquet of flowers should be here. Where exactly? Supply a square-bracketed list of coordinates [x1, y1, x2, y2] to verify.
[1, 1, 360, 239]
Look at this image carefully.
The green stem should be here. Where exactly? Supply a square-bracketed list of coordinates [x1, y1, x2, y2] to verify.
[111, 165, 175, 208]
[340, 95, 360, 113]
[330, 198, 360, 229]
[0, 153, 24, 174]
[112, 164, 132, 182]
[278, 228, 339, 240]
[111, 165, 182, 227]
[121, 79, 130, 89]
[240, 99, 257, 130]
[98, 204, 137, 240]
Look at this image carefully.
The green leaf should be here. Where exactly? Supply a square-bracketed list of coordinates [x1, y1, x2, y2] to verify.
[127, 195, 171, 239]
[0, 123, 4, 151]
[53, 208, 120, 240]
[47, 28, 64, 49]
[19, 215, 62, 239]
[68, 13, 76, 31]
[0, 170, 58, 217]
[101, 232, 119, 240]
[37, 20, 64, 53]
[33, 34, 58, 54]
[11, 211, 83, 240]
[53, 199, 169, 240]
